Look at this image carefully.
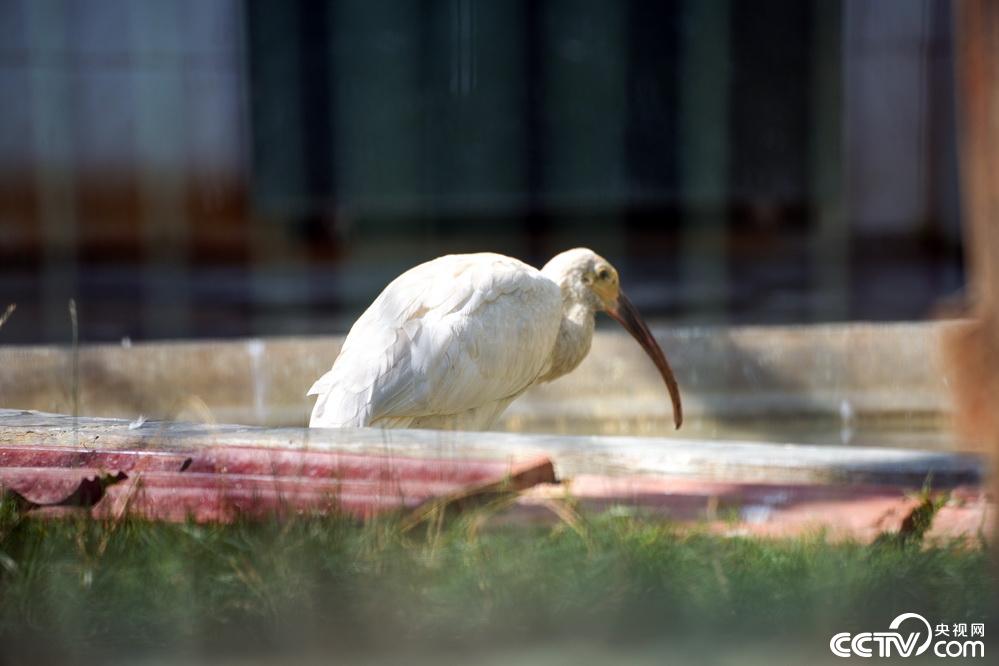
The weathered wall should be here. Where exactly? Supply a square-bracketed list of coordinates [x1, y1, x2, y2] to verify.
[0, 322, 959, 430]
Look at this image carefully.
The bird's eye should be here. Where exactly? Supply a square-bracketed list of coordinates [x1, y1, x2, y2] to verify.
[597, 268, 611, 282]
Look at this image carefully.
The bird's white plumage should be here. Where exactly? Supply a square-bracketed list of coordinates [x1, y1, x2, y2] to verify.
[308, 253, 563, 429]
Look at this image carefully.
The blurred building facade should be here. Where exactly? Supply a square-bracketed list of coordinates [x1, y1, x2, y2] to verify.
[0, 0, 964, 343]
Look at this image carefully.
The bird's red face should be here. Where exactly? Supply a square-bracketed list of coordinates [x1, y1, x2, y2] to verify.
[589, 262, 683, 429]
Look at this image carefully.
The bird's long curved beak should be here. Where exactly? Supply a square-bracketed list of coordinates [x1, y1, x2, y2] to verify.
[606, 292, 683, 429]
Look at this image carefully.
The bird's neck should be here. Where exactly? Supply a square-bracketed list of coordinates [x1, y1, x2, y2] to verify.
[538, 301, 595, 383]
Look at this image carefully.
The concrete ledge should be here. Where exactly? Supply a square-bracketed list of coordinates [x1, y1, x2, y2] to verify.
[0, 321, 962, 429]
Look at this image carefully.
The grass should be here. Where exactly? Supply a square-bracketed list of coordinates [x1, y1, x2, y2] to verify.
[0, 497, 994, 663]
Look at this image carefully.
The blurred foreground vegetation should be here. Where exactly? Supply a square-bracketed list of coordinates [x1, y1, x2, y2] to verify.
[0, 498, 994, 664]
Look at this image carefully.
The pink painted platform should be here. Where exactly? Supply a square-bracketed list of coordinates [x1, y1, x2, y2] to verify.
[507, 475, 994, 543]
[0, 444, 556, 523]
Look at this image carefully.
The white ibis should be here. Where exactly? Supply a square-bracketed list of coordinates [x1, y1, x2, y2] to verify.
[308, 248, 682, 431]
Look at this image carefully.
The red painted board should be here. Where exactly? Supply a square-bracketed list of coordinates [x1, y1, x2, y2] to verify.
[90, 456, 555, 523]
[509, 475, 991, 542]
[186, 446, 552, 486]
[0, 444, 553, 487]
[103, 470, 463, 495]
[2, 444, 556, 523]
[0, 467, 126, 505]
[523, 475, 915, 521]
[0, 445, 191, 472]
[92, 483, 422, 523]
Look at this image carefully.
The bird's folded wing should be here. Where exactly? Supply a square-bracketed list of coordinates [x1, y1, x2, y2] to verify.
[309, 254, 562, 427]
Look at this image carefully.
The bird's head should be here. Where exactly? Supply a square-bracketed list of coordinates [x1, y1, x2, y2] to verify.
[542, 248, 683, 429]
[541, 248, 619, 310]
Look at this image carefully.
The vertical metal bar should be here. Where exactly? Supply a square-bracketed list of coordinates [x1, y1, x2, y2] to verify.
[678, 0, 730, 323]
[243, 0, 307, 337]
[542, 0, 627, 257]
[129, 1, 190, 339]
[27, 0, 78, 343]
[809, 0, 847, 320]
